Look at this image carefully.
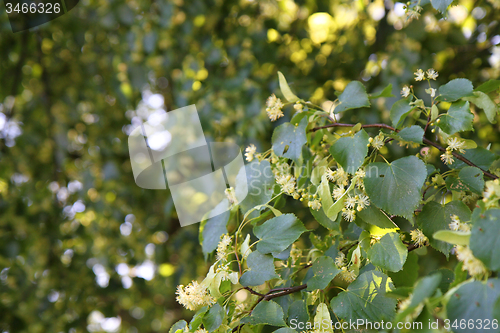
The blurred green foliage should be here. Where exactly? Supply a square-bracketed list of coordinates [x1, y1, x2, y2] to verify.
[0, 0, 499, 332]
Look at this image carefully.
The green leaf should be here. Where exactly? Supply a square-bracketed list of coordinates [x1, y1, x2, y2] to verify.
[450, 147, 498, 170]
[463, 91, 499, 124]
[287, 300, 309, 328]
[437, 101, 474, 135]
[329, 129, 369, 174]
[436, 78, 474, 102]
[447, 279, 500, 333]
[390, 99, 415, 129]
[364, 156, 427, 218]
[369, 84, 394, 99]
[202, 304, 224, 332]
[431, 104, 439, 122]
[394, 125, 424, 144]
[330, 271, 397, 322]
[414, 273, 442, 307]
[240, 251, 279, 286]
[169, 320, 187, 333]
[201, 210, 229, 257]
[311, 157, 328, 185]
[433, 230, 470, 246]
[314, 303, 333, 333]
[334, 81, 370, 113]
[189, 306, 209, 331]
[237, 160, 275, 217]
[446, 166, 485, 194]
[307, 256, 341, 291]
[254, 214, 307, 254]
[318, 175, 335, 219]
[240, 234, 252, 261]
[475, 79, 500, 94]
[430, 0, 452, 12]
[367, 232, 408, 272]
[356, 205, 398, 229]
[396, 273, 442, 322]
[416, 201, 471, 257]
[310, 205, 338, 231]
[272, 117, 308, 162]
[273, 328, 296, 333]
[243, 300, 287, 326]
[388, 252, 419, 288]
[278, 71, 299, 102]
[470, 209, 500, 271]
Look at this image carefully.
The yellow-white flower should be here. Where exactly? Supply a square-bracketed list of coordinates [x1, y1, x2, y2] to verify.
[225, 187, 238, 204]
[449, 215, 461, 231]
[244, 144, 257, 162]
[293, 102, 303, 112]
[325, 169, 336, 182]
[456, 245, 488, 277]
[345, 195, 357, 209]
[194, 329, 208, 333]
[332, 186, 345, 200]
[426, 68, 439, 80]
[176, 281, 216, 311]
[447, 137, 466, 153]
[340, 266, 357, 282]
[410, 229, 428, 247]
[335, 252, 346, 267]
[414, 69, 425, 81]
[401, 85, 411, 98]
[440, 150, 454, 165]
[216, 234, 233, 262]
[335, 167, 349, 186]
[370, 134, 385, 150]
[308, 199, 322, 211]
[266, 94, 284, 121]
[276, 174, 296, 195]
[357, 194, 370, 210]
[355, 168, 366, 179]
[342, 208, 356, 222]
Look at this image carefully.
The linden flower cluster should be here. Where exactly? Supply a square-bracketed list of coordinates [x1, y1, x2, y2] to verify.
[326, 166, 369, 222]
[398, 293, 425, 322]
[482, 180, 500, 207]
[216, 234, 233, 262]
[405, 5, 422, 21]
[341, 194, 370, 222]
[176, 281, 216, 311]
[369, 133, 385, 150]
[414, 68, 438, 81]
[410, 229, 428, 247]
[335, 252, 357, 282]
[448, 215, 471, 232]
[441, 137, 466, 165]
[266, 94, 284, 121]
[245, 144, 257, 162]
[455, 245, 488, 277]
[401, 85, 411, 98]
[276, 174, 296, 195]
[325, 166, 349, 186]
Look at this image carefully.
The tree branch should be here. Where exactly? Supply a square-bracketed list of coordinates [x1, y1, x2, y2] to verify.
[310, 122, 498, 180]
